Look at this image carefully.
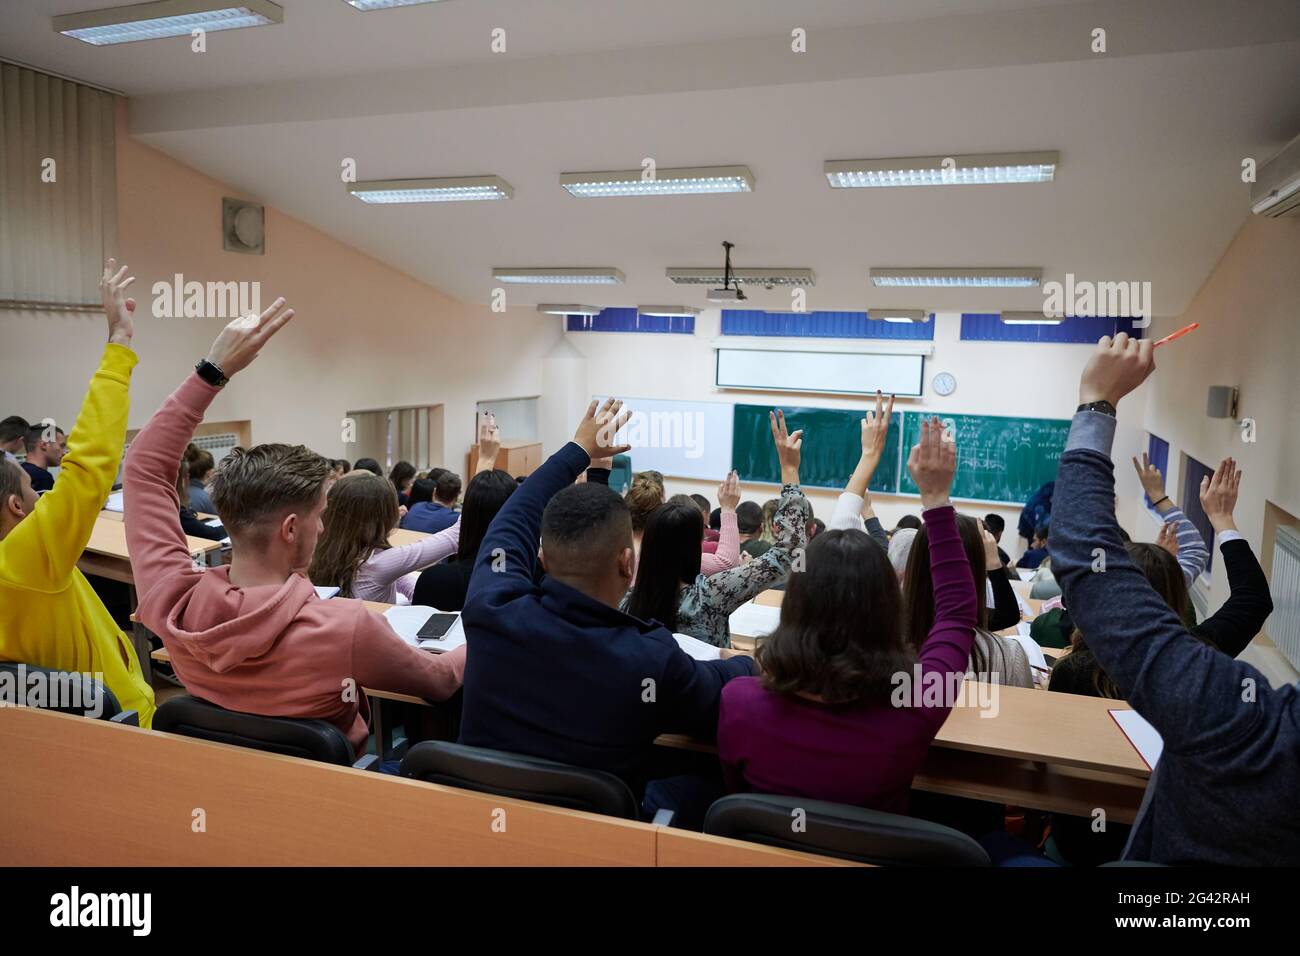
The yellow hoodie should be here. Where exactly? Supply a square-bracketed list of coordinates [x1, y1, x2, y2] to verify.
[0, 343, 155, 725]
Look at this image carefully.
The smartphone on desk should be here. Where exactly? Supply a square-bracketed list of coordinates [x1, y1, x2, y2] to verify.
[416, 612, 460, 642]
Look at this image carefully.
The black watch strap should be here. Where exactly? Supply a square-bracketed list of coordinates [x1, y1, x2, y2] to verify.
[1076, 400, 1117, 417]
[195, 359, 228, 388]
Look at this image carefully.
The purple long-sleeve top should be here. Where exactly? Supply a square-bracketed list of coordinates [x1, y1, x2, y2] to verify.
[717, 504, 977, 813]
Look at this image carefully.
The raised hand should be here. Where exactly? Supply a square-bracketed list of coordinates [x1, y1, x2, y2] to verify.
[906, 416, 957, 510]
[1156, 520, 1180, 558]
[981, 524, 1002, 570]
[769, 410, 802, 485]
[1199, 457, 1241, 533]
[860, 390, 895, 474]
[1132, 452, 1170, 508]
[717, 471, 741, 511]
[574, 399, 632, 460]
[204, 297, 295, 379]
[100, 259, 136, 346]
[1079, 332, 1155, 408]
[476, 413, 502, 472]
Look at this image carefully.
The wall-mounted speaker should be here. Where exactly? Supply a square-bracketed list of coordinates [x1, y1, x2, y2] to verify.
[223, 198, 265, 255]
[1206, 385, 1239, 419]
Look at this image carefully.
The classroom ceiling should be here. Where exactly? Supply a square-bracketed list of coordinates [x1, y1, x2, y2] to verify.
[4, 0, 1300, 317]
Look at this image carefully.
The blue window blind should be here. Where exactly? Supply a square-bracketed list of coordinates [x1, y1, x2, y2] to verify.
[1180, 454, 1216, 576]
[566, 308, 694, 334]
[960, 314, 1146, 343]
[721, 310, 935, 341]
[1145, 433, 1170, 510]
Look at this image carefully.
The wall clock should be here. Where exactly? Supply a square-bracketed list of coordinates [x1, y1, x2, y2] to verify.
[932, 372, 957, 396]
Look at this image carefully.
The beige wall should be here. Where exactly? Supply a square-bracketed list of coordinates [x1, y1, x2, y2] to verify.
[1139, 213, 1300, 679]
[2, 100, 561, 471]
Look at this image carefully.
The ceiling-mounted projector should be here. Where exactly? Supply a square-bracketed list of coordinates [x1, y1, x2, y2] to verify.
[709, 241, 747, 303]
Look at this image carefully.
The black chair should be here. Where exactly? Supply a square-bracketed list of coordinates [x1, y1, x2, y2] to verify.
[703, 794, 990, 866]
[0, 662, 137, 725]
[400, 741, 673, 825]
[153, 694, 379, 770]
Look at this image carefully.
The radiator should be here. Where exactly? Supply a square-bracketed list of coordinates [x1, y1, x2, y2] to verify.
[190, 432, 239, 464]
[1270, 525, 1300, 670]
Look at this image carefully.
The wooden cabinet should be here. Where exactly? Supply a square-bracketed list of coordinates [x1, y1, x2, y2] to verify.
[467, 440, 543, 478]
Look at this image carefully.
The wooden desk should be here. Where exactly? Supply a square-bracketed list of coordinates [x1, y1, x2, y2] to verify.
[659, 681, 1149, 823]
[468, 441, 542, 479]
[0, 707, 846, 866]
[754, 590, 784, 608]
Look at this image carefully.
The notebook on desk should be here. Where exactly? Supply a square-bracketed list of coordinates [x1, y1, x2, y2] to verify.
[384, 605, 466, 654]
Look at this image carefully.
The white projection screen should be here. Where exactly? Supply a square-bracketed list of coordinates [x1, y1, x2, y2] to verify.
[715, 347, 925, 397]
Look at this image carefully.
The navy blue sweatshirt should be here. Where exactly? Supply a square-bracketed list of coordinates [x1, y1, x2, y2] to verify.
[1052, 411, 1299, 865]
[459, 441, 755, 793]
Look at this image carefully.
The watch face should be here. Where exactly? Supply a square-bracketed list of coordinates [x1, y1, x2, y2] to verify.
[932, 372, 957, 396]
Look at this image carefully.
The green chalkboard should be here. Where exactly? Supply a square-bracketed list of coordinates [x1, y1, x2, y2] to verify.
[731, 404, 902, 492]
[897, 412, 1069, 503]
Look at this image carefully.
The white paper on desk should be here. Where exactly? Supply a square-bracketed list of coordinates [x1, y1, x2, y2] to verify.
[218, 536, 231, 546]
[672, 632, 721, 661]
[104, 490, 125, 512]
[1018, 567, 1036, 582]
[383, 605, 466, 654]
[728, 602, 781, 640]
[1007, 630, 1049, 674]
[314, 586, 340, 600]
[205, 518, 223, 528]
[1110, 709, 1163, 770]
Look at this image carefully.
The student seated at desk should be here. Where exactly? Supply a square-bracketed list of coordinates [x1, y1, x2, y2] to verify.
[676, 490, 741, 571]
[718, 418, 976, 813]
[904, 514, 1032, 687]
[1016, 524, 1051, 569]
[353, 457, 382, 477]
[125, 300, 464, 759]
[459, 399, 755, 819]
[0, 261, 155, 726]
[1, 415, 30, 463]
[625, 413, 808, 648]
[389, 460, 416, 508]
[308, 471, 459, 603]
[736, 501, 769, 560]
[177, 459, 226, 541]
[411, 427, 515, 612]
[184, 444, 217, 515]
[982, 513, 1015, 575]
[1050, 334, 1296, 865]
[21, 423, 66, 493]
[624, 470, 663, 560]
[401, 470, 460, 533]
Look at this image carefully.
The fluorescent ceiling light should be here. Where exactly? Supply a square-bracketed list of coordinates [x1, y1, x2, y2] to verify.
[867, 309, 928, 324]
[826, 151, 1058, 188]
[54, 0, 282, 45]
[870, 268, 1042, 288]
[666, 268, 814, 287]
[637, 305, 700, 317]
[1000, 311, 1065, 326]
[538, 304, 601, 316]
[561, 166, 754, 198]
[348, 176, 512, 204]
[493, 268, 624, 285]
[345, 0, 445, 9]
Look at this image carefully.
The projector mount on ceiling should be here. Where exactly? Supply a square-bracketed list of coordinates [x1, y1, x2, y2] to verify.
[708, 241, 747, 303]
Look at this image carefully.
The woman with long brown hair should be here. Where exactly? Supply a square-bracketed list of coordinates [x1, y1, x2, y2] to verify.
[308, 471, 459, 603]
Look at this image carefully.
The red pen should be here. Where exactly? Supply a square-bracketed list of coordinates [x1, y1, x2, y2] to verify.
[1152, 322, 1199, 347]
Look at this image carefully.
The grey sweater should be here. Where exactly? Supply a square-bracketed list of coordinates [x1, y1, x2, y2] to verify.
[1052, 411, 1299, 865]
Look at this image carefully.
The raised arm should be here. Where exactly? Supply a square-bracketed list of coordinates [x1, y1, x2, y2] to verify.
[699, 412, 806, 606]
[700, 471, 741, 574]
[474, 415, 501, 475]
[363, 520, 461, 586]
[466, 399, 630, 609]
[908, 418, 977, 706]
[1053, 335, 1274, 753]
[983, 524, 1021, 631]
[1192, 458, 1272, 657]
[1132, 453, 1209, 584]
[126, 299, 295, 600]
[1, 262, 138, 587]
[833, 392, 894, 553]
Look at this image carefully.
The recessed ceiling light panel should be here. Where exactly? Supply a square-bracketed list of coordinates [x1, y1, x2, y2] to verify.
[870, 268, 1042, 288]
[826, 152, 1058, 188]
[54, 0, 283, 45]
[562, 165, 754, 198]
[493, 268, 624, 285]
[348, 176, 513, 204]
[666, 268, 814, 287]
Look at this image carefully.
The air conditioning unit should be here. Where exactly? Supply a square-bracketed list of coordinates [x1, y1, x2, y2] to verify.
[1251, 133, 1300, 218]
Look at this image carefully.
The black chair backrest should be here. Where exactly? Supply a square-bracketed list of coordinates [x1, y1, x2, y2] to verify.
[0, 662, 123, 719]
[153, 694, 355, 766]
[704, 794, 991, 866]
[400, 741, 640, 819]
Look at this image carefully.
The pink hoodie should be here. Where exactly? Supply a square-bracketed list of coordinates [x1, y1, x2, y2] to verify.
[124, 372, 465, 756]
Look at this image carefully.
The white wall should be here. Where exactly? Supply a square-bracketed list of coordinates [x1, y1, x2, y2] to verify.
[569, 309, 1153, 558]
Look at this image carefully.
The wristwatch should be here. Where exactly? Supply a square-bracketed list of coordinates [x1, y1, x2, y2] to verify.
[1076, 400, 1117, 417]
[194, 359, 229, 388]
